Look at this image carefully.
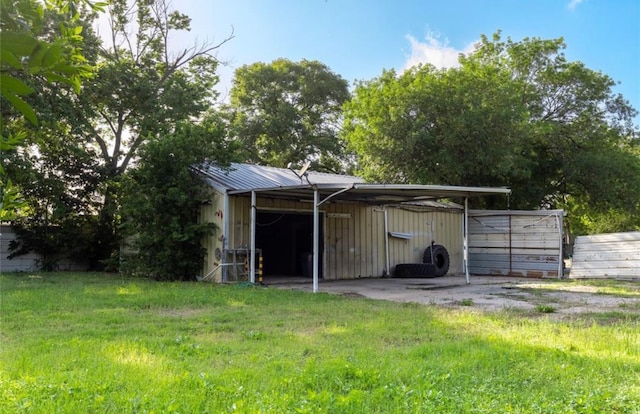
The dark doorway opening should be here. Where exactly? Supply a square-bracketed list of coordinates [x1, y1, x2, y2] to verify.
[255, 211, 323, 278]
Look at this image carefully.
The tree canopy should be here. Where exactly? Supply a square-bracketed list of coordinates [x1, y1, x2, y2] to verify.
[1, 0, 99, 221]
[5, 0, 234, 268]
[343, 32, 640, 233]
[226, 58, 351, 172]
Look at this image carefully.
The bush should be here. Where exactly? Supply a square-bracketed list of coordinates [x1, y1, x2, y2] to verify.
[120, 118, 236, 280]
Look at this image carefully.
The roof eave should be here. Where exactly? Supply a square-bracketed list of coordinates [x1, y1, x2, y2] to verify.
[353, 183, 512, 196]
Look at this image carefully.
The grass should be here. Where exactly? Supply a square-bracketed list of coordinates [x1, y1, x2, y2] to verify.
[535, 304, 557, 313]
[526, 279, 640, 297]
[1, 272, 639, 413]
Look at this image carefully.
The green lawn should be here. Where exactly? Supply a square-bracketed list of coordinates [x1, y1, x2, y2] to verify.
[1, 273, 639, 413]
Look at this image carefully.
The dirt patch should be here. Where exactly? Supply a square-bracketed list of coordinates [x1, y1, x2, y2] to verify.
[340, 291, 367, 298]
[156, 308, 208, 318]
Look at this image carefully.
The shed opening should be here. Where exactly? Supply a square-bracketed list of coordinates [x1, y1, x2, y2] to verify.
[255, 211, 324, 278]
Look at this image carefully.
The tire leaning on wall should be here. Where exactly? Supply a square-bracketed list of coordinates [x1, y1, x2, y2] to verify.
[422, 244, 450, 277]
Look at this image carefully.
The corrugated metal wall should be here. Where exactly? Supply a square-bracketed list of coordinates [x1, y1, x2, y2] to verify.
[199, 189, 225, 281]
[386, 206, 463, 276]
[468, 210, 563, 278]
[570, 232, 640, 279]
[201, 194, 463, 280]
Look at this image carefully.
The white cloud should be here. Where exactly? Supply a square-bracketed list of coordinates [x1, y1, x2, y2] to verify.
[403, 33, 477, 71]
[567, 0, 583, 10]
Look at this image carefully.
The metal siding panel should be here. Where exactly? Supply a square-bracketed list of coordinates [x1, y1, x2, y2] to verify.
[469, 253, 511, 266]
[385, 207, 462, 275]
[573, 242, 639, 253]
[347, 204, 356, 278]
[365, 205, 374, 277]
[198, 189, 230, 281]
[470, 247, 561, 255]
[389, 208, 405, 270]
[449, 211, 464, 274]
[374, 207, 385, 276]
[571, 232, 640, 279]
[572, 251, 640, 261]
[388, 209, 398, 267]
[570, 260, 640, 270]
[408, 210, 422, 264]
[368, 207, 376, 276]
[354, 204, 363, 277]
[326, 204, 338, 279]
[469, 216, 509, 234]
[377, 207, 384, 275]
[388, 208, 403, 268]
[510, 234, 560, 249]
[576, 232, 640, 243]
[469, 233, 510, 247]
[571, 269, 640, 279]
[205, 189, 225, 281]
[468, 267, 509, 276]
[337, 204, 351, 279]
[235, 197, 250, 249]
[359, 205, 370, 277]
[348, 204, 356, 278]
[511, 256, 560, 271]
[511, 215, 558, 227]
[468, 211, 563, 278]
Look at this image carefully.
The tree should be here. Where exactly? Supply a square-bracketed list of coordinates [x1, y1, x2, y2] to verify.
[343, 32, 640, 233]
[226, 59, 350, 172]
[120, 118, 236, 280]
[7, 0, 233, 268]
[1, 0, 98, 221]
[5, 127, 105, 269]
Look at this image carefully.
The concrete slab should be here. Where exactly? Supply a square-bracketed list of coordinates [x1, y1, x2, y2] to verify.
[266, 275, 640, 316]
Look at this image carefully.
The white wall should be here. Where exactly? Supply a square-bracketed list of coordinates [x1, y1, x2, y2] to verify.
[570, 232, 640, 279]
[0, 225, 88, 272]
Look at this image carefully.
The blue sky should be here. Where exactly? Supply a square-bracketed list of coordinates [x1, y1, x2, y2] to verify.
[172, 0, 639, 124]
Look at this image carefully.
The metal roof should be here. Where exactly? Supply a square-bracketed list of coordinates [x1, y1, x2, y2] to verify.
[194, 162, 364, 192]
[194, 163, 511, 204]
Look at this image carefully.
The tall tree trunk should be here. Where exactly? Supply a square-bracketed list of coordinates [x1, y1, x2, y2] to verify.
[92, 178, 120, 270]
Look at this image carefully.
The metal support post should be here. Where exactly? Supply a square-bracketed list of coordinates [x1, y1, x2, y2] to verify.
[313, 188, 319, 293]
[250, 191, 256, 283]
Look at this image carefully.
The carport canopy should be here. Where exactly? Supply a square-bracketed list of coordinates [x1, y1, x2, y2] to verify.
[229, 182, 512, 292]
[228, 182, 511, 204]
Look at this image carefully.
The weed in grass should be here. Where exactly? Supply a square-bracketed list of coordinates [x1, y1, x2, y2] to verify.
[460, 298, 474, 306]
[536, 304, 557, 313]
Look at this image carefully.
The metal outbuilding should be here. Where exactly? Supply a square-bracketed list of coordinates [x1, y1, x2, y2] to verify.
[194, 163, 511, 292]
